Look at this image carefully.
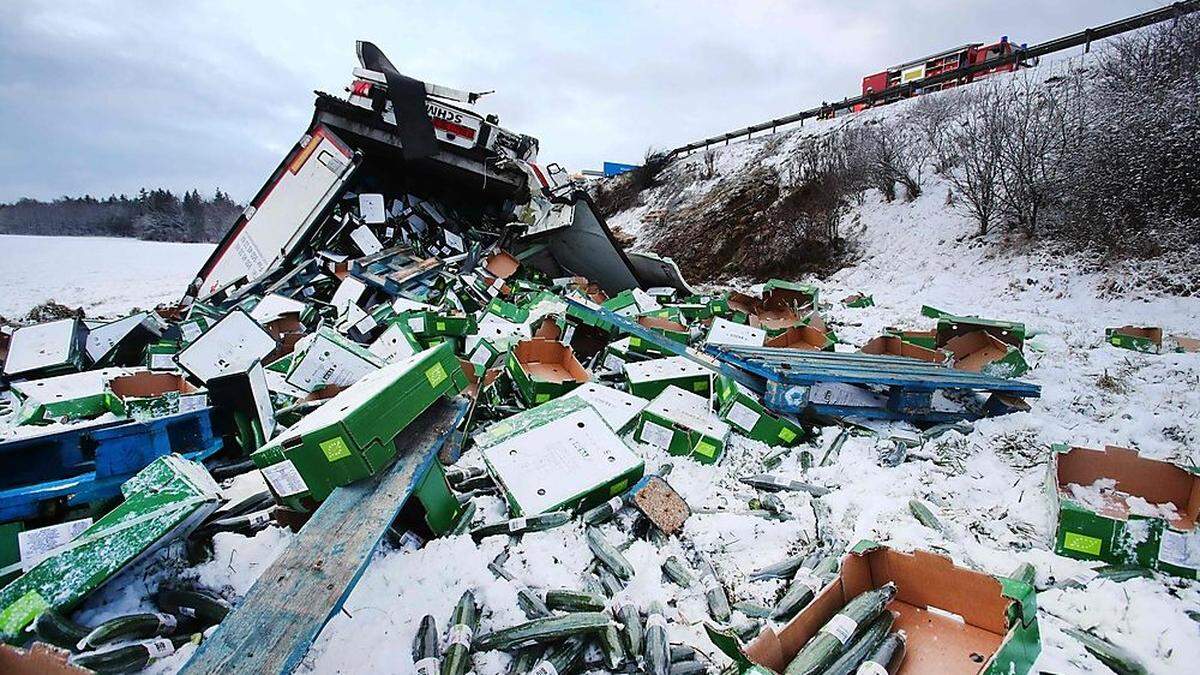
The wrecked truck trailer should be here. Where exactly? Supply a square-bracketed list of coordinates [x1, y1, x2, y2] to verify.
[186, 41, 673, 309]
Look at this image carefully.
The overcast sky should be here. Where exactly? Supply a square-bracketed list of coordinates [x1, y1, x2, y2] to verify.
[0, 0, 1152, 202]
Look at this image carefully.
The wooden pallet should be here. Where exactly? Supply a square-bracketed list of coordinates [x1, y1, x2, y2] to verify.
[180, 396, 467, 675]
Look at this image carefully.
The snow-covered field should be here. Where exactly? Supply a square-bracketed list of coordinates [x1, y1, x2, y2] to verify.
[0, 234, 212, 319]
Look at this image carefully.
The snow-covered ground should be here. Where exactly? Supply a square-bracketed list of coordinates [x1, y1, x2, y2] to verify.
[0, 234, 212, 319]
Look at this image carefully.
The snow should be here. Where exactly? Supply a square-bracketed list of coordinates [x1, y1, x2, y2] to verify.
[5, 55, 1199, 674]
[0, 234, 212, 319]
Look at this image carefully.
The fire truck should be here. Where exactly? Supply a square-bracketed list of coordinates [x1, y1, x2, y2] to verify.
[853, 37, 1031, 111]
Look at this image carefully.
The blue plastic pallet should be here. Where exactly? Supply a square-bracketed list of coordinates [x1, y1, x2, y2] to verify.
[705, 344, 1040, 423]
[0, 407, 223, 522]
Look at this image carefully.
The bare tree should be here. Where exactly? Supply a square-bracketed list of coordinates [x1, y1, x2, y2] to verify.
[861, 118, 931, 202]
[941, 84, 1005, 235]
[701, 148, 718, 180]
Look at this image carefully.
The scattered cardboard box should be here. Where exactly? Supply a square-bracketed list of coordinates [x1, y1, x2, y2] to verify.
[943, 330, 1029, 378]
[3, 318, 88, 380]
[623, 355, 713, 400]
[706, 317, 767, 348]
[505, 338, 589, 404]
[711, 542, 1040, 675]
[108, 371, 207, 421]
[560, 382, 649, 433]
[634, 385, 731, 465]
[1049, 444, 1199, 579]
[714, 375, 804, 447]
[859, 335, 947, 364]
[478, 397, 644, 516]
[1104, 326, 1162, 354]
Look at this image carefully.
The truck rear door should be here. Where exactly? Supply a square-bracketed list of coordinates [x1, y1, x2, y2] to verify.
[190, 124, 359, 301]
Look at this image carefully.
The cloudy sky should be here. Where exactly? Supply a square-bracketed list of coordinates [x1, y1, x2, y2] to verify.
[0, 0, 1148, 202]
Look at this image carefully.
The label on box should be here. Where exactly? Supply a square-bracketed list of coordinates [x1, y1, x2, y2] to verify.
[261, 459, 307, 497]
[530, 662, 559, 675]
[425, 363, 448, 387]
[726, 401, 760, 433]
[446, 623, 473, 648]
[1158, 529, 1200, 570]
[18, 518, 93, 571]
[178, 393, 206, 413]
[603, 354, 624, 373]
[355, 313, 378, 334]
[146, 638, 175, 659]
[320, 437, 352, 462]
[408, 316, 426, 333]
[181, 322, 202, 342]
[820, 613, 858, 645]
[414, 657, 439, 675]
[150, 353, 176, 370]
[470, 345, 492, 368]
[1063, 531, 1103, 556]
[858, 663, 888, 675]
[640, 421, 674, 449]
[444, 230, 465, 252]
[156, 612, 178, 632]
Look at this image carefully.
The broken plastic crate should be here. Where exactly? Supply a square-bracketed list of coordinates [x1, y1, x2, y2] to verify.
[0, 455, 221, 638]
[476, 396, 644, 516]
[634, 385, 731, 465]
[505, 338, 589, 405]
[628, 315, 690, 357]
[250, 342, 467, 509]
[1049, 444, 1199, 579]
[708, 541, 1040, 675]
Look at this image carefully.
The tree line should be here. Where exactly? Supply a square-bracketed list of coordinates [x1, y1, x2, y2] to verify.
[0, 188, 242, 243]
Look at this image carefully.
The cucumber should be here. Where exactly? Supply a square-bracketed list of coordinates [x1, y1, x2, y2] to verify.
[441, 590, 479, 675]
[772, 576, 820, 621]
[489, 557, 551, 618]
[594, 565, 625, 597]
[670, 661, 708, 674]
[732, 601, 775, 619]
[662, 556, 695, 587]
[758, 493, 790, 520]
[453, 473, 496, 492]
[783, 583, 896, 675]
[507, 648, 539, 674]
[616, 602, 643, 656]
[474, 612, 613, 652]
[823, 610, 894, 675]
[155, 587, 231, 625]
[445, 465, 486, 485]
[1063, 627, 1148, 675]
[670, 644, 698, 662]
[597, 623, 626, 669]
[732, 619, 763, 641]
[200, 507, 275, 537]
[763, 446, 793, 469]
[855, 630, 906, 675]
[819, 429, 849, 466]
[1009, 562, 1036, 587]
[527, 635, 588, 675]
[740, 474, 830, 496]
[70, 637, 180, 674]
[586, 526, 634, 580]
[582, 493, 627, 526]
[644, 602, 671, 675]
[471, 511, 570, 540]
[748, 552, 807, 580]
[908, 499, 951, 538]
[448, 501, 477, 536]
[545, 589, 607, 613]
[413, 614, 440, 675]
[698, 558, 731, 622]
[78, 612, 177, 650]
[33, 609, 90, 651]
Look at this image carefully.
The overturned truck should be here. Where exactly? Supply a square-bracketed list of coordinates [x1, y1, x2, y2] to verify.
[188, 41, 687, 309]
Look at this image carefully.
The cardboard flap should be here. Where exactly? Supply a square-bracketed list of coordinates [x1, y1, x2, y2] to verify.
[872, 548, 1011, 635]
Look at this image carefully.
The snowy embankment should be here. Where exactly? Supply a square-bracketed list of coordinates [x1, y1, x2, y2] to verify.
[0, 234, 213, 319]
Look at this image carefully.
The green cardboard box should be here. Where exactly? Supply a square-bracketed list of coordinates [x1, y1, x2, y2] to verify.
[714, 375, 805, 447]
[478, 397, 644, 516]
[924, 305, 1026, 349]
[1049, 444, 1199, 579]
[623, 355, 713, 400]
[107, 371, 207, 421]
[707, 541, 1040, 675]
[761, 279, 818, 309]
[0, 455, 220, 638]
[943, 331, 1029, 378]
[2, 318, 88, 380]
[145, 339, 181, 371]
[634, 386, 730, 465]
[560, 382, 649, 433]
[505, 338, 590, 405]
[628, 315, 690, 357]
[368, 322, 424, 364]
[285, 326, 383, 393]
[486, 297, 530, 323]
[841, 292, 874, 308]
[10, 368, 129, 425]
[1104, 326, 1162, 354]
[252, 342, 468, 509]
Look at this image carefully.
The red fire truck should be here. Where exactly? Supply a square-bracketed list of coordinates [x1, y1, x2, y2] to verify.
[854, 37, 1030, 111]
